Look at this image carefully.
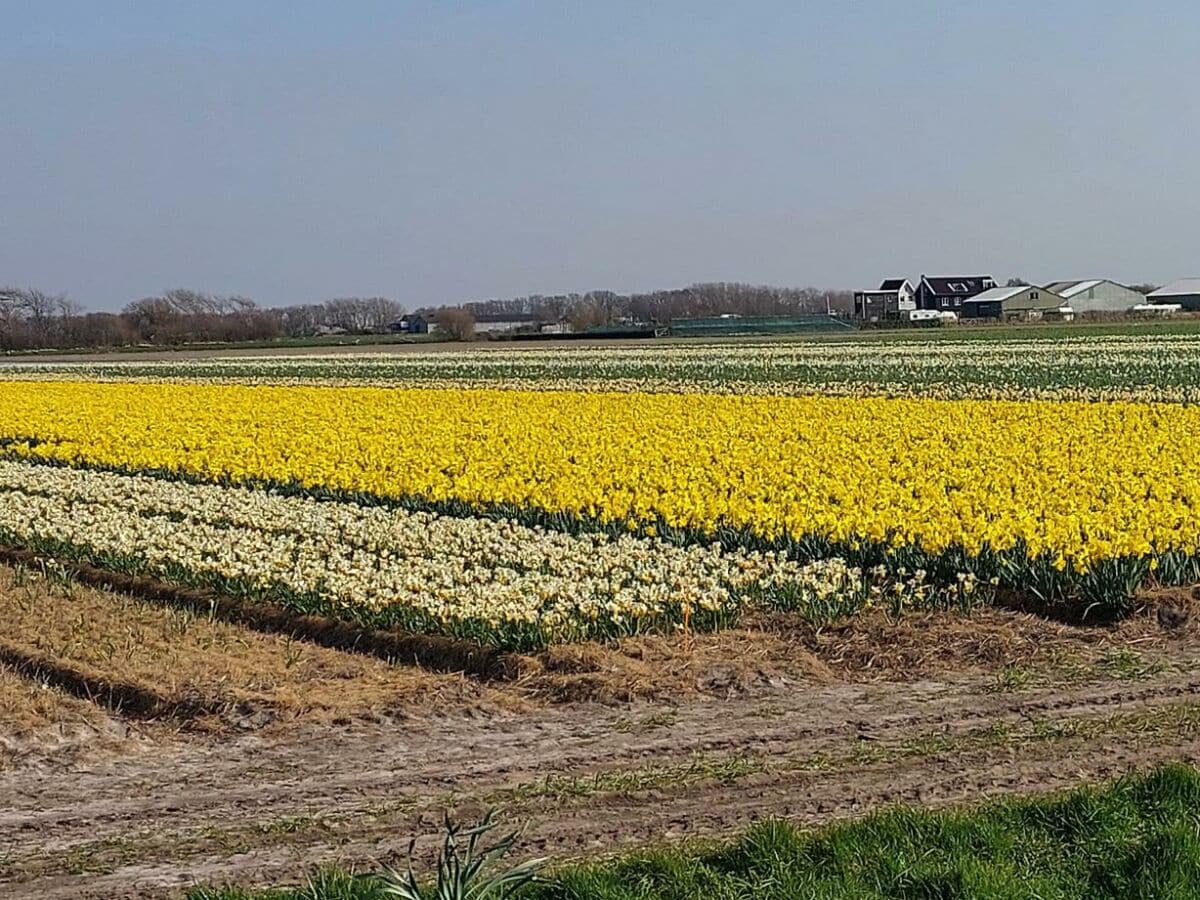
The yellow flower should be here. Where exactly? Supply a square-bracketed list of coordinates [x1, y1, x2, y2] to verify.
[0, 380, 1197, 575]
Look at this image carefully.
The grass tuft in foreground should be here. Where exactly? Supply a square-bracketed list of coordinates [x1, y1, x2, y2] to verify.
[191, 763, 1200, 899]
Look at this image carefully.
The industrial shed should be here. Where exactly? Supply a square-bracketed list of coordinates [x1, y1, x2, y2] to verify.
[1043, 280, 1146, 314]
[961, 285, 1066, 320]
[1148, 279, 1200, 311]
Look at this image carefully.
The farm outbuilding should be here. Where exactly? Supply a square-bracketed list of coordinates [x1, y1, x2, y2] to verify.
[853, 278, 916, 322]
[1043, 280, 1146, 314]
[1148, 279, 1200, 311]
[961, 285, 1066, 320]
[389, 314, 429, 334]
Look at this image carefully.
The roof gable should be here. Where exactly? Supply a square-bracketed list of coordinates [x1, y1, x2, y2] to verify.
[1149, 278, 1200, 298]
[965, 285, 1066, 306]
[1043, 279, 1130, 298]
[921, 276, 995, 295]
[964, 285, 1028, 303]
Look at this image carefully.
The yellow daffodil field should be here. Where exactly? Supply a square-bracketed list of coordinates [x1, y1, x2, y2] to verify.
[1, 335, 1198, 647]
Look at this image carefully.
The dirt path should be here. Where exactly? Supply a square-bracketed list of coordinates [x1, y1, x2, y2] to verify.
[3, 665, 1200, 898]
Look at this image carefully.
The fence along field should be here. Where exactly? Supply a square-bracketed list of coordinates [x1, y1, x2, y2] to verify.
[0, 333, 1199, 653]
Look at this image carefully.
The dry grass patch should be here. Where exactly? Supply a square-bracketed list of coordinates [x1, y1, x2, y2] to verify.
[518, 604, 1200, 702]
[751, 604, 1200, 681]
[0, 566, 509, 729]
[0, 664, 102, 732]
[0, 664, 127, 769]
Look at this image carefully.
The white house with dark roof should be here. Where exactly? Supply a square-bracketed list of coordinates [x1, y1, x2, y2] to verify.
[1042, 280, 1146, 313]
[852, 278, 915, 321]
[1148, 279, 1200, 311]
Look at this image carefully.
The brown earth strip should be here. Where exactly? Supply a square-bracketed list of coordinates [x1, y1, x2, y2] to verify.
[0, 643, 213, 720]
[0, 566, 509, 733]
[0, 546, 527, 680]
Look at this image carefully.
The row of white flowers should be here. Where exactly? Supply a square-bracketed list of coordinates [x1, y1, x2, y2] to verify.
[0, 460, 865, 643]
[4, 333, 1199, 400]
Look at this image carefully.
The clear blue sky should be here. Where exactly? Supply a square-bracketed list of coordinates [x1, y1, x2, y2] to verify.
[2, 1, 1197, 310]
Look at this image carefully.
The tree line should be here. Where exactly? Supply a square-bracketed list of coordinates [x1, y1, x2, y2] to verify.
[0, 281, 854, 351]
[422, 282, 855, 333]
[0, 287, 407, 351]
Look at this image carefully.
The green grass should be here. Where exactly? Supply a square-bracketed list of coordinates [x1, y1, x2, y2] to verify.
[190, 763, 1200, 900]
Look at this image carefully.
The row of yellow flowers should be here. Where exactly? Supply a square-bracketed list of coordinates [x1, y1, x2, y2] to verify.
[0, 381, 1195, 577]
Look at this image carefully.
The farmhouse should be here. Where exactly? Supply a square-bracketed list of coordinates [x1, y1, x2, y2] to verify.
[852, 279, 916, 321]
[388, 314, 429, 334]
[961, 285, 1066, 321]
[1043, 280, 1146, 314]
[1148, 279, 1200, 311]
[915, 275, 997, 312]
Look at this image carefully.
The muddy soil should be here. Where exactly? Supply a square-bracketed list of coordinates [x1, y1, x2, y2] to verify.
[2, 648, 1200, 898]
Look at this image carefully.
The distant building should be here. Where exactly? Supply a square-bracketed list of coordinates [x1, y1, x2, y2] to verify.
[1043, 280, 1146, 314]
[389, 314, 429, 334]
[1148, 279, 1200, 311]
[961, 285, 1066, 320]
[473, 313, 545, 334]
[853, 279, 916, 321]
[915, 275, 997, 312]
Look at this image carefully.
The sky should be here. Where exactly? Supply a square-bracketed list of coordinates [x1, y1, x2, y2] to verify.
[2, 1, 1198, 311]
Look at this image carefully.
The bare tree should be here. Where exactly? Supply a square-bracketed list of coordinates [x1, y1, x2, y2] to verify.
[435, 307, 476, 341]
[120, 289, 282, 344]
[0, 286, 74, 348]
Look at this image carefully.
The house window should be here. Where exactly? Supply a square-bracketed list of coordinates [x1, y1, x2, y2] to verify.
[1031, 291, 1039, 299]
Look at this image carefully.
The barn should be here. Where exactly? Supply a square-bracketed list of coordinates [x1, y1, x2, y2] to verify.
[1148, 279, 1200, 311]
[1043, 280, 1147, 314]
[961, 285, 1066, 320]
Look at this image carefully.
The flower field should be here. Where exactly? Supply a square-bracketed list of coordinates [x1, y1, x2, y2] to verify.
[0, 459, 868, 648]
[10, 332, 1200, 400]
[0, 357, 1197, 641]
